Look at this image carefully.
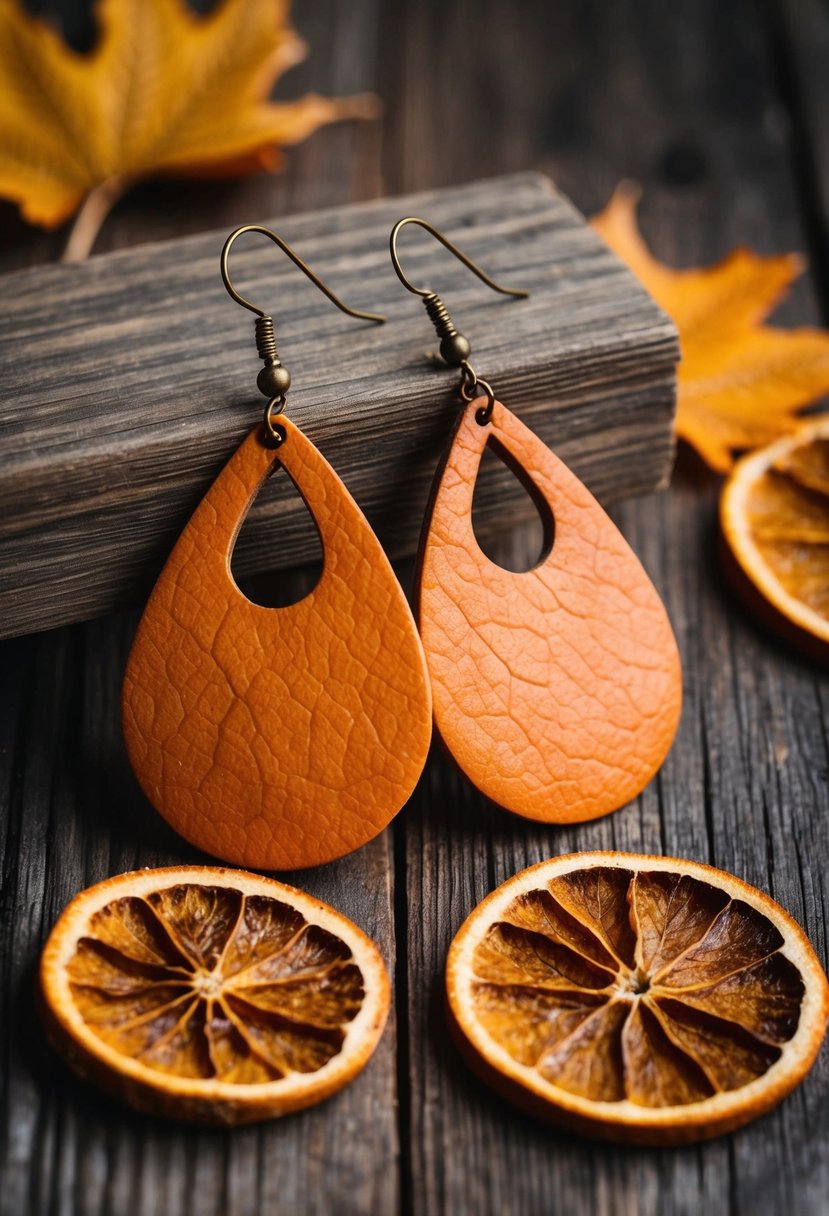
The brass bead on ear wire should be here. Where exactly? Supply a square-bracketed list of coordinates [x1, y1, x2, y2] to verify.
[439, 332, 471, 366]
[257, 362, 291, 397]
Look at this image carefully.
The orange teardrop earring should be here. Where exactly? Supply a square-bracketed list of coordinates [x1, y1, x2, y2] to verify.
[390, 217, 682, 824]
[123, 226, 432, 870]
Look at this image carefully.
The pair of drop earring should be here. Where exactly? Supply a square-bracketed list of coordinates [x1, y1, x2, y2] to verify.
[122, 217, 682, 871]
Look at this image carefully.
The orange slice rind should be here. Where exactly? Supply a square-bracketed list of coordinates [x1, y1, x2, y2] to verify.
[39, 867, 390, 1125]
[720, 417, 829, 659]
[446, 852, 829, 1145]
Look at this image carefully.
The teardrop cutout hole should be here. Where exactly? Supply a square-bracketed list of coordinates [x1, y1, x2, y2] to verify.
[230, 462, 324, 608]
[471, 435, 555, 572]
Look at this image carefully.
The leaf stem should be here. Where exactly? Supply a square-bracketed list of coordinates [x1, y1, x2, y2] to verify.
[61, 176, 132, 262]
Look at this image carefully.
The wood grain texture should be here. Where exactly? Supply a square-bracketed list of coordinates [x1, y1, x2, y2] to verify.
[392, 0, 829, 1213]
[773, 0, 829, 317]
[0, 5, 401, 1214]
[0, 174, 677, 640]
[0, 613, 400, 1216]
[1, 0, 828, 1213]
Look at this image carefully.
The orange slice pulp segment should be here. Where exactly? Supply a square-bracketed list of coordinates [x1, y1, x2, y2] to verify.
[720, 417, 829, 657]
[446, 853, 829, 1144]
[39, 867, 390, 1124]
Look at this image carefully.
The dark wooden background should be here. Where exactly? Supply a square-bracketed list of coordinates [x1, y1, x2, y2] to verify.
[1, 2, 828, 1214]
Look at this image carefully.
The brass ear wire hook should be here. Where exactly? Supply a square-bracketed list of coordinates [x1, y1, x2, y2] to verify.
[389, 216, 529, 425]
[389, 217, 529, 301]
[221, 224, 386, 322]
[221, 224, 385, 444]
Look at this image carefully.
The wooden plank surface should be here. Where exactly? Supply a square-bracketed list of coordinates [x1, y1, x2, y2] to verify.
[0, 613, 399, 1216]
[1, 0, 828, 1214]
[0, 173, 677, 639]
[392, 0, 829, 1214]
[0, 4, 402, 1214]
[774, 0, 829, 314]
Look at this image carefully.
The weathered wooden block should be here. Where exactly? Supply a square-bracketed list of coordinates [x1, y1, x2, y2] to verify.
[0, 173, 678, 639]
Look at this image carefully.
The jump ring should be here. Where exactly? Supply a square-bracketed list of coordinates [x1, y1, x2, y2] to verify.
[263, 396, 287, 446]
[458, 360, 477, 401]
[457, 361, 495, 422]
[473, 378, 496, 425]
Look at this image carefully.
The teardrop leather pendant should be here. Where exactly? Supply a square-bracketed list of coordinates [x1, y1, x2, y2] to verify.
[123, 418, 432, 870]
[416, 398, 681, 823]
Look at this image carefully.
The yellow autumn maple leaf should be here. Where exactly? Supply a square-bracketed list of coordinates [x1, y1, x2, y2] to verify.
[592, 182, 829, 472]
[0, 0, 376, 258]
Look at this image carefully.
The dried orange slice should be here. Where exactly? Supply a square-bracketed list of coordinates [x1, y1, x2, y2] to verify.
[39, 867, 390, 1124]
[720, 417, 829, 659]
[446, 853, 829, 1144]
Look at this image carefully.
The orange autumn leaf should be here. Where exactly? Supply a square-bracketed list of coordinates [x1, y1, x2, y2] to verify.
[592, 183, 829, 472]
[0, 0, 376, 250]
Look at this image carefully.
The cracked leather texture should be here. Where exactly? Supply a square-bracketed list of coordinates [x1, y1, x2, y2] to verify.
[416, 399, 682, 823]
[123, 418, 432, 870]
